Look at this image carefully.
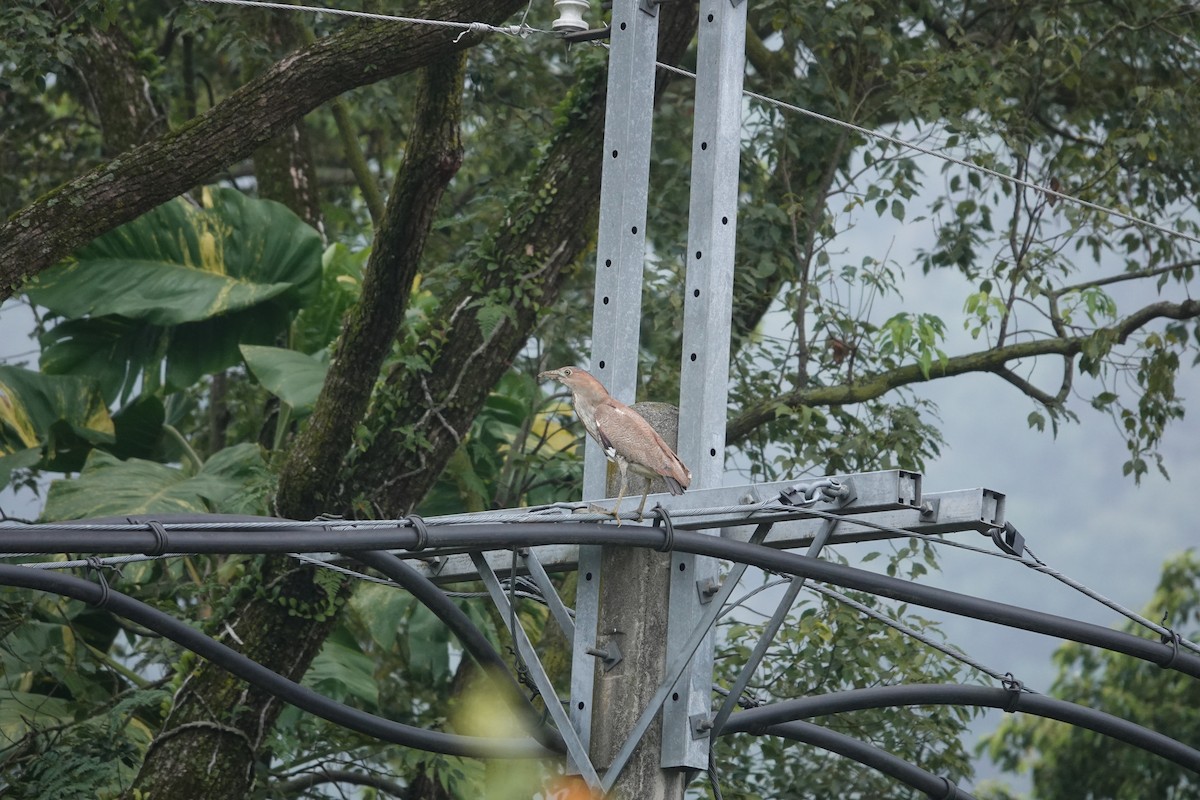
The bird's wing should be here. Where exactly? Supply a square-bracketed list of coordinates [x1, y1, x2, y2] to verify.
[593, 400, 691, 491]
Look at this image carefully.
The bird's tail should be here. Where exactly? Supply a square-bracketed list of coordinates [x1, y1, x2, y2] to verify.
[663, 476, 686, 495]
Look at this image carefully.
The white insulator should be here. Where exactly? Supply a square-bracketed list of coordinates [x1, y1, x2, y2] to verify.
[552, 0, 590, 33]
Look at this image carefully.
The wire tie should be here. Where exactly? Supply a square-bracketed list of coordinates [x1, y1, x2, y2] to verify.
[1158, 628, 1181, 670]
[453, 20, 492, 42]
[652, 503, 675, 552]
[1001, 672, 1024, 712]
[142, 519, 169, 556]
[935, 776, 960, 800]
[85, 557, 111, 609]
[406, 515, 429, 552]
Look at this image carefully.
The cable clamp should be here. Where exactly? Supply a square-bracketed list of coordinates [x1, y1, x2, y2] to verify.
[407, 515, 429, 552]
[988, 522, 1025, 557]
[1001, 672, 1024, 712]
[142, 519, 169, 556]
[652, 504, 675, 552]
[84, 557, 113, 609]
[1158, 628, 1181, 670]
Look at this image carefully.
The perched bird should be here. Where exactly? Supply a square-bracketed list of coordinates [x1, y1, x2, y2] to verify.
[539, 366, 691, 523]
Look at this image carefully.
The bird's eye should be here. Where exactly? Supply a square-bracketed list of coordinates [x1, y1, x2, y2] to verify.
[562, 368, 572, 376]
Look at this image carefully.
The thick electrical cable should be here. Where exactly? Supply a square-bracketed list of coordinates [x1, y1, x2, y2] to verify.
[0, 563, 550, 759]
[348, 550, 565, 753]
[5, 522, 1200, 677]
[784, 506, 1200, 655]
[759, 719, 978, 800]
[721, 683, 1200, 774]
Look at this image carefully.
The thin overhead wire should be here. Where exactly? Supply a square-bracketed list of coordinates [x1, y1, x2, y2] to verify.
[792, 505, 1200, 656]
[805, 581, 1034, 689]
[193, 0, 547, 37]
[195, 0, 1200, 248]
[649, 60, 1200, 248]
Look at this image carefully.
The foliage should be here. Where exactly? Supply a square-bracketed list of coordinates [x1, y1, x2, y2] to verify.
[982, 551, 1200, 800]
[712, 542, 980, 799]
[3, 0, 1200, 796]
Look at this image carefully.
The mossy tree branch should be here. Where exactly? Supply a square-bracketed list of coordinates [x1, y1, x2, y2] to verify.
[726, 299, 1200, 444]
[0, 0, 525, 300]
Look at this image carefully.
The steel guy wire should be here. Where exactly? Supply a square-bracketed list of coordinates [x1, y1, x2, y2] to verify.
[805, 581, 1035, 690]
[793, 505, 1200, 656]
[193, 0, 548, 37]
[1022, 543, 1200, 656]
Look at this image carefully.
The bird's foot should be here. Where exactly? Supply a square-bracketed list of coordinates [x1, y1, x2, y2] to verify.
[586, 502, 623, 525]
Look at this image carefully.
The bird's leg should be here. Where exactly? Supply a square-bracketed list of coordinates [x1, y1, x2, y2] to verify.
[634, 477, 652, 521]
[608, 460, 629, 526]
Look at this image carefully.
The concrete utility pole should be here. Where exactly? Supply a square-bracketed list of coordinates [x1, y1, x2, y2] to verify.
[589, 404, 688, 799]
[567, 0, 748, 797]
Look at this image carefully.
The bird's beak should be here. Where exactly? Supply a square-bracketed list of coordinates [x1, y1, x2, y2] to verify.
[538, 369, 561, 382]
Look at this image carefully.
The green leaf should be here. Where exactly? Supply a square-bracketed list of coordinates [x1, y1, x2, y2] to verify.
[240, 345, 330, 414]
[305, 626, 379, 708]
[891, 199, 905, 221]
[26, 187, 323, 393]
[41, 443, 267, 520]
[0, 364, 114, 475]
[109, 394, 166, 460]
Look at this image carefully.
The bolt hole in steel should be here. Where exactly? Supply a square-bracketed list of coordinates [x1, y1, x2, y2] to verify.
[631, 225, 638, 234]
[605, 258, 612, 267]
[603, 296, 610, 305]
[696, 250, 702, 259]
[678, 562, 686, 572]
[598, 360, 606, 369]
[710, 448, 717, 457]
[690, 353, 697, 362]
[707, 13, 714, 22]
[578, 701, 585, 710]
[672, 692, 680, 702]
[722, 215, 729, 224]
[612, 149, 618, 158]
[701, 141, 708, 150]
[693, 288, 700, 297]
[585, 572, 593, 581]
[619, 21, 626, 30]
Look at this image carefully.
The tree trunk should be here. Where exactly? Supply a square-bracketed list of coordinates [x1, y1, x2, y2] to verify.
[127, 51, 470, 800]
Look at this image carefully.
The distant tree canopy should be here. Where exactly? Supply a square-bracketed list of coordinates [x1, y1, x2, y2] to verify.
[1, 0, 1199, 797]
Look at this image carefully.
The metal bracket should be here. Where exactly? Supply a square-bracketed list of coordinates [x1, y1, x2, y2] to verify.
[695, 575, 721, 604]
[919, 498, 941, 523]
[639, 0, 659, 15]
[689, 713, 713, 739]
[586, 640, 624, 671]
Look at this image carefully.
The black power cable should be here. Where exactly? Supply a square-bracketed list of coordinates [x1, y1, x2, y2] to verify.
[0, 564, 550, 759]
[724, 684, 1200, 774]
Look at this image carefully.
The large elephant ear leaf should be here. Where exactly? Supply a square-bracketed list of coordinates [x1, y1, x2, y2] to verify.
[26, 187, 322, 393]
[0, 365, 114, 479]
[41, 443, 269, 520]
